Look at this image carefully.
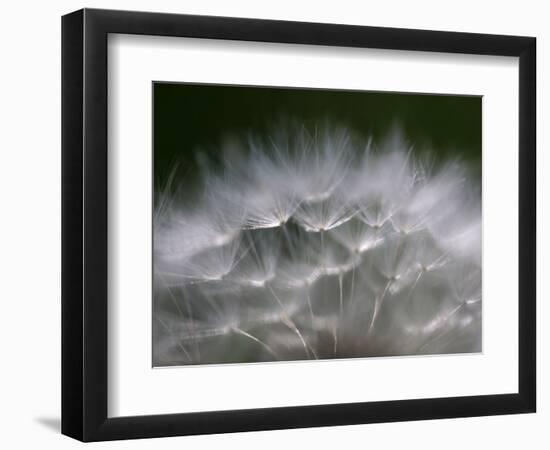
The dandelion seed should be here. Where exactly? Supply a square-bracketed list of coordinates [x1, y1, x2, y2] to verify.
[294, 196, 356, 232]
[329, 218, 388, 254]
[156, 237, 244, 286]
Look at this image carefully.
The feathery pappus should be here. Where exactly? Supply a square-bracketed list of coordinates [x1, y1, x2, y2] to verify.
[153, 125, 481, 366]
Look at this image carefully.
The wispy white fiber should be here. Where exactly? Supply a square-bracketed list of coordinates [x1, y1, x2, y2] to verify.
[153, 125, 481, 365]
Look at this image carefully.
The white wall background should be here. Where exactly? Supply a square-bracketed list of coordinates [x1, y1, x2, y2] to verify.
[0, 0, 546, 448]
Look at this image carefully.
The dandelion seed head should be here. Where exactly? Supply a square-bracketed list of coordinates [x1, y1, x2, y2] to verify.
[153, 123, 481, 365]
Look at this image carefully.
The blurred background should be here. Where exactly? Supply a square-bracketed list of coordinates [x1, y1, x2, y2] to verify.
[154, 83, 481, 188]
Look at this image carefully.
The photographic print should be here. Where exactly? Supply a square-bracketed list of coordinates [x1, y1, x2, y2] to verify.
[152, 83, 481, 367]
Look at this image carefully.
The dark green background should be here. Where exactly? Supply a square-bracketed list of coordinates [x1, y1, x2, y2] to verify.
[153, 83, 481, 188]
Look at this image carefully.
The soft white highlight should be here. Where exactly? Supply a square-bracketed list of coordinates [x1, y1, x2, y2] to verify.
[153, 125, 481, 366]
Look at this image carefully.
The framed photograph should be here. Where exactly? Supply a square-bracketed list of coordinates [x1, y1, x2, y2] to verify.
[61, 8, 536, 442]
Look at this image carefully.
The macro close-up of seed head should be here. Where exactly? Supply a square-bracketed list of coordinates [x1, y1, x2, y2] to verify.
[153, 124, 481, 366]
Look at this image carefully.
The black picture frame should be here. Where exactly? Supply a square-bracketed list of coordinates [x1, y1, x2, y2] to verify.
[61, 8, 536, 442]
